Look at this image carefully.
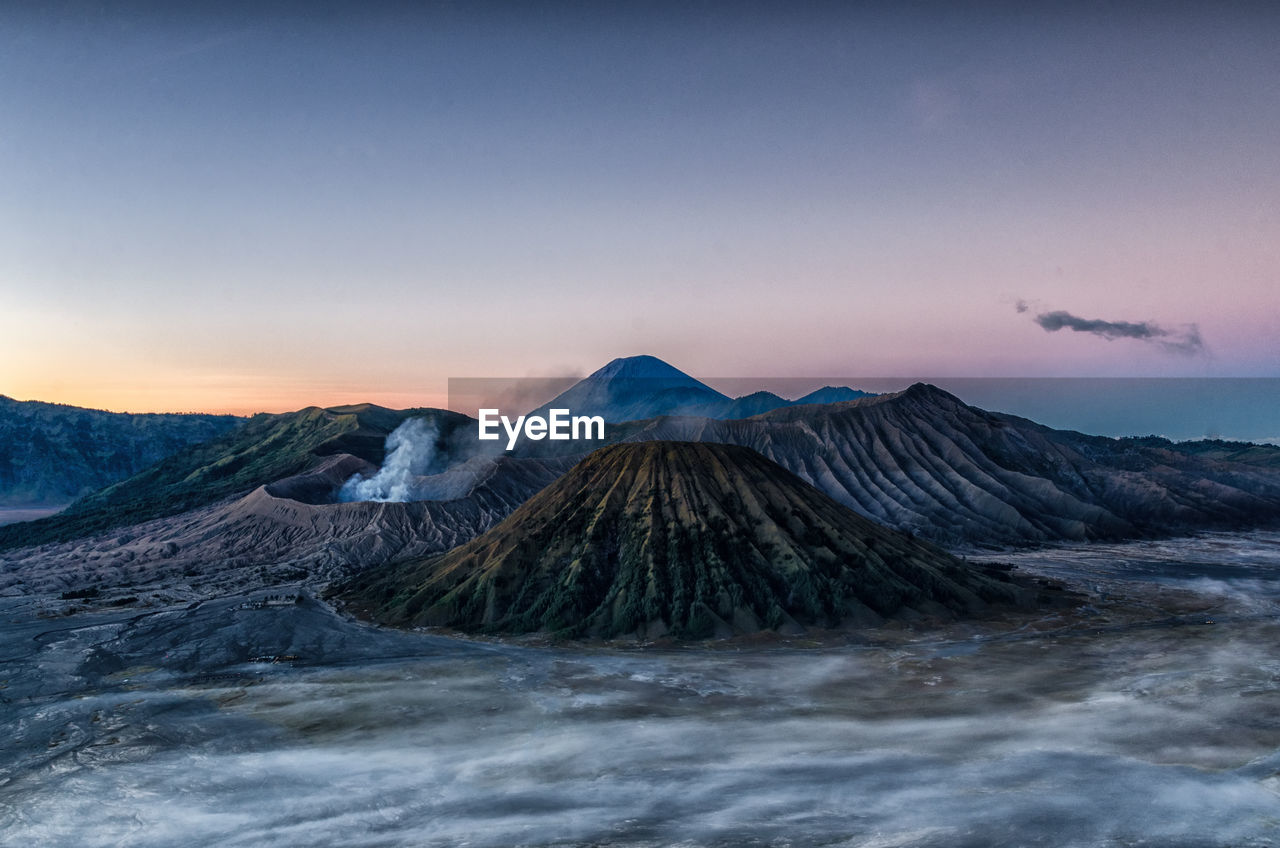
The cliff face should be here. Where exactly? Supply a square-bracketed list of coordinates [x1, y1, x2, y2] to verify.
[343, 442, 1023, 638]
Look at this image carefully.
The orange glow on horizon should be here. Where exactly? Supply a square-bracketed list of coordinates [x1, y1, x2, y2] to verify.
[0, 383, 452, 417]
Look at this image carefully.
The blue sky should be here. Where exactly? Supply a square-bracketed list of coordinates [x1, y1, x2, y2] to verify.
[2, 2, 1277, 412]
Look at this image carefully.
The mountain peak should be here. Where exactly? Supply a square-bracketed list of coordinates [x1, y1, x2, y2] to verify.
[793, 386, 874, 406]
[901, 382, 963, 404]
[533, 356, 728, 422]
[343, 440, 1018, 638]
[588, 355, 703, 384]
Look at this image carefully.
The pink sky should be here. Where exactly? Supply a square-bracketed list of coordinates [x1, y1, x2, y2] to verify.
[2, 5, 1277, 414]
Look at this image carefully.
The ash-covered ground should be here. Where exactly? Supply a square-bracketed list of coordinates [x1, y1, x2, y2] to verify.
[2, 533, 1280, 846]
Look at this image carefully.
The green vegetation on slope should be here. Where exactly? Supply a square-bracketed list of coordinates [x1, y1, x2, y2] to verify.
[0, 395, 240, 506]
[343, 441, 1021, 639]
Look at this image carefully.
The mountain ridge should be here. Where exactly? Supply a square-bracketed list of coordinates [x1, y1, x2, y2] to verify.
[0, 395, 241, 507]
[612, 383, 1280, 545]
[341, 441, 1026, 638]
[530, 355, 878, 422]
[5, 361, 1279, 557]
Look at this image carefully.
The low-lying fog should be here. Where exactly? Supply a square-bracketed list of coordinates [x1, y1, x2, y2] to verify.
[3, 533, 1280, 847]
[0, 506, 65, 527]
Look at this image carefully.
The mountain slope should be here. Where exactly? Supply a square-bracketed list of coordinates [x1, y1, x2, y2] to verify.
[793, 386, 873, 405]
[615, 385, 1280, 545]
[1, 453, 575, 602]
[0, 396, 240, 506]
[342, 442, 1022, 638]
[721, 391, 791, 419]
[0, 405, 474, 550]
[1126, 436, 1280, 469]
[532, 355, 731, 422]
[7, 364, 1278, 558]
[528, 356, 878, 422]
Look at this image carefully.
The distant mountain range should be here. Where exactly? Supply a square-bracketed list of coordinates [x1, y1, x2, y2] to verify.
[4, 355, 1280, 562]
[0, 396, 241, 506]
[533, 354, 872, 421]
[608, 382, 1280, 545]
[340, 442, 1026, 638]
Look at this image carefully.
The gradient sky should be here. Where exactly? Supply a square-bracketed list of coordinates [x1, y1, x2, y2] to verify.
[2, 2, 1278, 413]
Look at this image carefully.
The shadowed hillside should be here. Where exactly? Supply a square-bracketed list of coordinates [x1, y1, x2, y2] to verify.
[615, 384, 1280, 545]
[343, 442, 1024, 639]
[0, 396, 240, 506]
[5, 371, 1279, 558]
[1124, 436, 1280, 469]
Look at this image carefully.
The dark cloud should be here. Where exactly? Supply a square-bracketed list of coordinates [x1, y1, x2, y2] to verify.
[1035, 311, 1163, 340]
[1027, 308, 1205, 356]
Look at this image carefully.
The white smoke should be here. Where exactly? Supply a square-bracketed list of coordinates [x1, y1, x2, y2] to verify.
[338, 417, 438, 503]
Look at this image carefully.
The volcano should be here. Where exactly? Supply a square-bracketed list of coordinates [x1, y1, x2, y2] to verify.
[342, 441, 1022, 638]
[530, 355, 732, 422]
[529, 355, 878, 423]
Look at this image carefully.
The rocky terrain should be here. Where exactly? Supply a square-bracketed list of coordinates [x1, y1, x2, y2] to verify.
[612, 382, 1280, 546]
[341, 442, 1029, 638]
[0, 403, 482, 550]
[0, 453, 571, 604]
[3, 357, 1279, 599]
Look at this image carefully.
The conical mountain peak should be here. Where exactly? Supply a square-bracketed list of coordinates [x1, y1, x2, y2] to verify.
[588, 355, 706, 384]
[532, 356, 729, 422]
[342, 441, 1021, 638]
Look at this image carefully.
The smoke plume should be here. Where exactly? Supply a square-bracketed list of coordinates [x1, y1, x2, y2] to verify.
[338, 417, 438, 502]
[1028, 308, 1204, 355]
